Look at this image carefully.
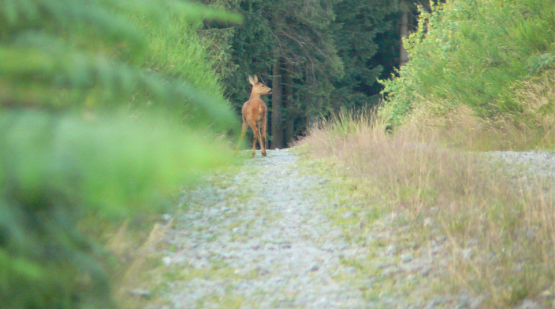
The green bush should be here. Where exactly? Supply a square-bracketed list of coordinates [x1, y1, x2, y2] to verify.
[381, 0, 555, 126]
[0, 0, 242, 307]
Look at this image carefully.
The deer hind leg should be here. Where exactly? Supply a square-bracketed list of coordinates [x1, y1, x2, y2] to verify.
[260, 115, 267, 157]
[247, 119, 259, 157]
[256, 121, 264, 157]
[251, 127, 260, 157]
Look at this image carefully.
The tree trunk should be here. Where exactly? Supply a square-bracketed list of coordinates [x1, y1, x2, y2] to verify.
[271, 57, 284, 149]
[421, 0, 432, 13]
[284, 61, 295, 147]
[400, 8, 409, 65]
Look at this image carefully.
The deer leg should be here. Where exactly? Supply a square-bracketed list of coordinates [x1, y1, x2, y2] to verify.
[260, 116, 267, 157]
[257, 122, 264, 157]
[246, 117, 259, 157]
[251, 125, 259, 157]
[235, 118, 248, 154]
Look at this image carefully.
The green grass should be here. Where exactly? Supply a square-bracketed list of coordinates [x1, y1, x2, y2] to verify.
[134, 14, 227, 96]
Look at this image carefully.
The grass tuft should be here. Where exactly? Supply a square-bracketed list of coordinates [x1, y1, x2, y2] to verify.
[297, 107, 555, 307]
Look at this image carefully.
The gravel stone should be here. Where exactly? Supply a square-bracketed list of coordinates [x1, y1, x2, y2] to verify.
[385, 245, 397, 256]
[518, 299, 542, 309]
[129, 289, 152, 298]
[401, 253, 413, 263]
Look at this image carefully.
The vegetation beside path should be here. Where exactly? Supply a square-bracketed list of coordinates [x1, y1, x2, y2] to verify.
[0, 1, 241, 307]
[297, 111, 555, 308]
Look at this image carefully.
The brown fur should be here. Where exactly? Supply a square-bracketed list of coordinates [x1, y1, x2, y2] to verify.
[236, 74, 272, 157]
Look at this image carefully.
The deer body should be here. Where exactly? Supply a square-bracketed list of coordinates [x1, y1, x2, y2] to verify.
[237, 75, 272, 157]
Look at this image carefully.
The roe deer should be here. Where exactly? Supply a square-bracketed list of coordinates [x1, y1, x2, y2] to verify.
[237, 74, 272, 157]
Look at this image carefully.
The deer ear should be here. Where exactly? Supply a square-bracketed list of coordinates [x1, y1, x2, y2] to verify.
[253, 74, 258, 83]
[248, 75, 255, 85]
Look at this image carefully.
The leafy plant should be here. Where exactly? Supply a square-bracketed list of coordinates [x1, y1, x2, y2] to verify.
[381, 0, 555, 127]
[0, 0, 242, 308]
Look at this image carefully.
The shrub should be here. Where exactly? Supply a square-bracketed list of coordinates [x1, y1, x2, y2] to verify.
[0, 0, 242, 307]
[381, 0, 555, 130]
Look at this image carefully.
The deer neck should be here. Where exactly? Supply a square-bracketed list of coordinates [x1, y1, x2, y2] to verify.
[249, 92, 262, 100]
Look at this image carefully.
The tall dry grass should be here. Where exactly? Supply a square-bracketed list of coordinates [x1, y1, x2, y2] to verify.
[299, 107, 555, 307]
[398, 70, 555, 151]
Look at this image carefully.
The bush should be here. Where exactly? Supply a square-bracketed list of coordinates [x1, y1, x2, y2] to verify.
[381, 0, 555, 129]
[0, 0, 242, 307]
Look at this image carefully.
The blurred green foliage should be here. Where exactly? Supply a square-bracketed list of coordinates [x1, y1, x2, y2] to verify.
[380, 0, 555, 126]
[0, 0, 242, 307]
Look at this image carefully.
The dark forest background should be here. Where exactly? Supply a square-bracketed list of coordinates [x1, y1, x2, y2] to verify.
[196, 0, 437, 148]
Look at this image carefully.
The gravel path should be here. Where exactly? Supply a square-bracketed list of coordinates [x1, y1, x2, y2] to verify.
[158, 149, 368, 308]
[146, 149, 555, 309]
[485, 150, 555, 196]
[486, 151, 555, 180]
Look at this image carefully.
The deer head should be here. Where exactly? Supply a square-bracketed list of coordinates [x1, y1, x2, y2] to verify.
[248, 75, 272, 97]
